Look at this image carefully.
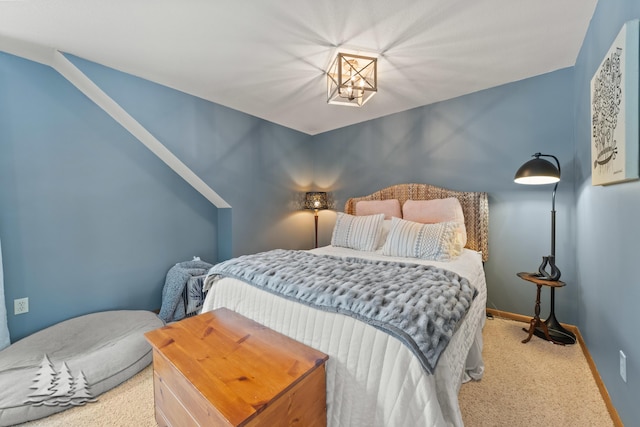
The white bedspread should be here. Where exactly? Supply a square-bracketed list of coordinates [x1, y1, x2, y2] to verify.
[201, 246, 486, 427]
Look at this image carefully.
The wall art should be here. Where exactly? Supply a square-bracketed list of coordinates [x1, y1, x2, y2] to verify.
[591, 19, 639, 186]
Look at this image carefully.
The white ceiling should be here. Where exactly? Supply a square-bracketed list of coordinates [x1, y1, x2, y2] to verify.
[0, 0, 597, 135]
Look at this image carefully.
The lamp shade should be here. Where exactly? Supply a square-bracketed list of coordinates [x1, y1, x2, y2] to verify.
[514, 156, 560, 185]
[304, 192, 328, 210]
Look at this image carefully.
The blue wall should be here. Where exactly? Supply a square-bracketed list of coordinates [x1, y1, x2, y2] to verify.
[0, 53, 218, 339]
[573, 1, 640, 424]
[1, 49, 580, 347]
[312, 69, 577, 324]
[0, 52, 312, 341]
[65, 56, 314, 257]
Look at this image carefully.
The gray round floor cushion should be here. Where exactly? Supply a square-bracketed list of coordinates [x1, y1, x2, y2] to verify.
[0, 310, 164, 426]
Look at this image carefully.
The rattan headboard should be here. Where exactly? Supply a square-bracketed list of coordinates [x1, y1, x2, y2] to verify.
[345, 183, 489, 261]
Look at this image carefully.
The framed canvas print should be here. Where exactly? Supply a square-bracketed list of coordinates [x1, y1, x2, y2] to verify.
[591, 19, 639, 186]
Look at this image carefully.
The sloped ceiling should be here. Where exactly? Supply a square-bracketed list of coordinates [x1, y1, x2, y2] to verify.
[0, 0, 597, 135]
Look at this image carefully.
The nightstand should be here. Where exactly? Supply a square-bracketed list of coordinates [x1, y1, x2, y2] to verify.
[517, 272, 576, 345]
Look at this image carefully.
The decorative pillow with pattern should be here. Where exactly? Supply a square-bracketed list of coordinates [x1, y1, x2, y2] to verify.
[382, 217, 460, 261]
[402, 198, 467, 251]
[331, 212, 385, 252]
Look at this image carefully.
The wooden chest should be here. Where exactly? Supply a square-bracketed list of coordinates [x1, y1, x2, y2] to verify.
[144, 308, 328, 427]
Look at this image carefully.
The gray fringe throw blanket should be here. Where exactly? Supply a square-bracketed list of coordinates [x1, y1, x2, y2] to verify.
[207, 249, 477, 374]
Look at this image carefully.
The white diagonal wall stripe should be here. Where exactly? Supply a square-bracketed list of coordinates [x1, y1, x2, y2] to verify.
[51, 51, 231, 208]
[1, 34, 230, 209]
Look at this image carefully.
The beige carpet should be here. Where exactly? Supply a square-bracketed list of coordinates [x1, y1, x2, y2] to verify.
[459, 316, 614, 427]
[20, 316, 614, 426]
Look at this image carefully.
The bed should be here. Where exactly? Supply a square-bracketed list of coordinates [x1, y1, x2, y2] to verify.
[201, 183, 489, 427]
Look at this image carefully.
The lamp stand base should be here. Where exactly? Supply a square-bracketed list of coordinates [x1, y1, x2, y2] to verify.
[533, 312, 576, 345]
[313, 211, 319, 249]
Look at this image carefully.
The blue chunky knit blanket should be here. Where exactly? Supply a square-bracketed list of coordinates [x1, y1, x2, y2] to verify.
[207, 249, 476, 374]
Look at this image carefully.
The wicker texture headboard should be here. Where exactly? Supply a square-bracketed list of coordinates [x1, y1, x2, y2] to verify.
[345, 183, 489, 261]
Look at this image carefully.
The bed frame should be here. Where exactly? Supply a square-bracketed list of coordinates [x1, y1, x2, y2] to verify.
[345, 183, 489, 261]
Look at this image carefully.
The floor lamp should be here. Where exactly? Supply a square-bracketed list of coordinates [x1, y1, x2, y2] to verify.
[304, 192, 328, 248]
[514, 153, 576, 344]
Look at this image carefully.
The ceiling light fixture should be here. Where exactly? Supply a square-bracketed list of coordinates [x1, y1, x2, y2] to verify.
[327, 53, 377, 107]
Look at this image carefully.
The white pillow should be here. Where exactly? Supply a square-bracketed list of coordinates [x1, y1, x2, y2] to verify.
[381, 217, 461, 261]
[376, 219, 393, 249]
[331, 212, 385, 252]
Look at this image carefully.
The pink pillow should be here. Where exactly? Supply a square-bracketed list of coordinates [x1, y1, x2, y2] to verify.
[355, 199, 401, 220]
[402, 198, 467, 247]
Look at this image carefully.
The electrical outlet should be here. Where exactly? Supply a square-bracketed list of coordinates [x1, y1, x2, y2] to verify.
[14, 297, 29, 315]
[620, 350, 627, 383]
